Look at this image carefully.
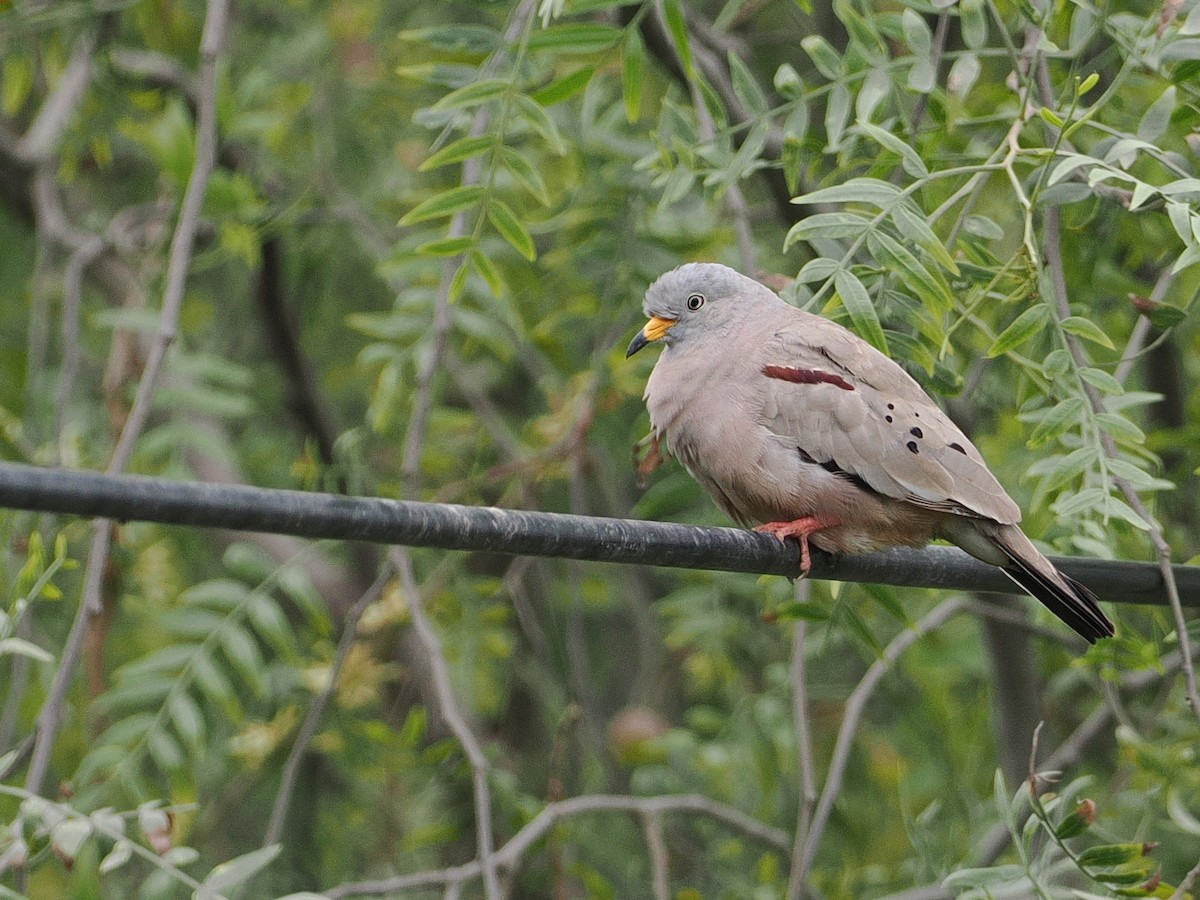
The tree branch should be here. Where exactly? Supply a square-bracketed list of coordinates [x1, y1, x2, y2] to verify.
[794, 598, 968, 885]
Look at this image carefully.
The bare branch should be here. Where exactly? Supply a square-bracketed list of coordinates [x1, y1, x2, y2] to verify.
[325, 793, 788, 898]
[1169, 858, 1200, 900]
[795, 598, 968, 884]
[14, 26, 101, 163]
[23, 0, 231, 799]
[642, 810, 671, 900]
[263, 567, 391, 846]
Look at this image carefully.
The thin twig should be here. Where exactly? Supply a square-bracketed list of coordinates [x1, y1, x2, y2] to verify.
[1169, 858, 1200, 900]
[795, 598, 968, 883]
[14, 26, 101, 163]
[1043, 211, 1197, 719]
[23, 0, 230, 798]
[263, 567, 391, 846]
[642, 810, 671, 900]
[324, 792, 788, 898]
[385, 2, 541, 895]
[391, 548, 501, 899]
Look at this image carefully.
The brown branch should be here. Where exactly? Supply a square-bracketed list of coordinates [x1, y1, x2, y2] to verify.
[263, 567, 390, 846]
[795, 598, 968, 885]
[324, 793, 788, 898]
[24, 0, 231, 798]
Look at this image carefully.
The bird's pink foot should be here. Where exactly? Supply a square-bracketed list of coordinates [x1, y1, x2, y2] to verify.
[754, 516, 836, 575]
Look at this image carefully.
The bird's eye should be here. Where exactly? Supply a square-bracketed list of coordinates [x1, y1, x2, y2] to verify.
[686, 293, 705, 311]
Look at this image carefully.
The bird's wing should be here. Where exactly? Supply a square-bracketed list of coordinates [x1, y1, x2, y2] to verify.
[757, 312, 1021, 524]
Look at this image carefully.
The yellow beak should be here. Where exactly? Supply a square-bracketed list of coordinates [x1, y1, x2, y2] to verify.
[625, 316, 677, 357]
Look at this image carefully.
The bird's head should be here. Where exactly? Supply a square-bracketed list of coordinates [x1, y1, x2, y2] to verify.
[625, 263, 784, 357]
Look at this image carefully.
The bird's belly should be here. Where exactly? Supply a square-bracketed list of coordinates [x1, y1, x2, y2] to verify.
[661, 410, 939, 555]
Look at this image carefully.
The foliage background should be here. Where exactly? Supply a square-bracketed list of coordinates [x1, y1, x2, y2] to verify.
[1, 0, 1200, 897]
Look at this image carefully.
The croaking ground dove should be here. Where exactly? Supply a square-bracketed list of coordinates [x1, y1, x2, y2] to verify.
[626, 263, 1114, 643]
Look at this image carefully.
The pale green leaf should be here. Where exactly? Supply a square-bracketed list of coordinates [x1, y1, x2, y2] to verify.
[835, 269, 888, 352]
[857, 120, 928, 178]
[399, 185, 485, 226]
[1060, 315, 1115, 349]
[986, 305, 1050, 357]
[487, 198, 537, 260]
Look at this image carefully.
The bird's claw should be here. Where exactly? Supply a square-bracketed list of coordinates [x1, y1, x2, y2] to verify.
[754, 516, 829, 576]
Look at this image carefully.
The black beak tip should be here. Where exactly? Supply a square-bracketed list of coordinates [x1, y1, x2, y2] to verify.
[625, 330, 648, 358]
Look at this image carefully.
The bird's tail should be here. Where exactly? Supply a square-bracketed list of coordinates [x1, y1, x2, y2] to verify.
[988, 524, 1114, 643]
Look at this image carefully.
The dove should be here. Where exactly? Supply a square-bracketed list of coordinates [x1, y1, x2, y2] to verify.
[626, 262, 1114, 643]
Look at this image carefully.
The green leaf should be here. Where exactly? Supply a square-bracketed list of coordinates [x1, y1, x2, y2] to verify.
[500, 146, 551, 205]
[774, 63, 803, 99]
[400, 185, 485, 226]
[825, 82, 851, 150]
[514, 94, 565, 154]
[986, 305, 1050, 357]
[793, 177, 901, 207]
[1078, 367, 1124, 395]
[796, 257, 840, 283]
[622, 30, 645, 123]
[168, 691, 205, 747]
[1095, 411, 1146, 444]
[771, 601, 831, 621]
[1048, 153, 1095, 186]
[728, 50, 767, 115]
[835, 269, 888, 352]
[1027, 397, 1084, 447]
[487, 199, 537, 261]
[418, 135, 496, 171]
[431, 78, 509, 112]
[200, 845, 282, 896]
[801, 34, 842, 79]
[907, 58, 936, 94]
[1039, 106, 1064, 128]
[415, 235, 474, 257]
[948, 52, 981, 96]
[854, 121, 926, 177]
[901, 9, 931, 54]
[785, 212, 871, 248]
[868, 231, 952, 311]
[0, 637, 52, 662]
[1138, 85, 1176, 141]
[527, 24, 621, 53]
[399, 25, 500, 54]
[1077, 843, 1147, 868]
[1148, 303, 1187, 328]
[856, 68, 890, 121]
[961, 0, 988, 48]
[889, 204, 960, 274]
[1060, 315, 1115, 349]
[471, 248, 505, 296]
[531, 66, 595, 105]
[661, 0, 694, 77]
[782, 135, 803, 196]
[221, 627, 266, 695]
[941, 864, 1025, 889]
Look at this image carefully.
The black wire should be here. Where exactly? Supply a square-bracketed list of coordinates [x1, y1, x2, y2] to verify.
[0, 462, 1193, 606]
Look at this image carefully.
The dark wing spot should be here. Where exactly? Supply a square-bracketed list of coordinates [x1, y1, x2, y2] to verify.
[885, 415, 893, 423]
[949, 442, 967, 455]
[762, 365, 854, 391]
[906, 441, 919, 454]
[910, 426, 923, 439]
[914, 412, 920, 418]
[887, 403, 895, 410]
